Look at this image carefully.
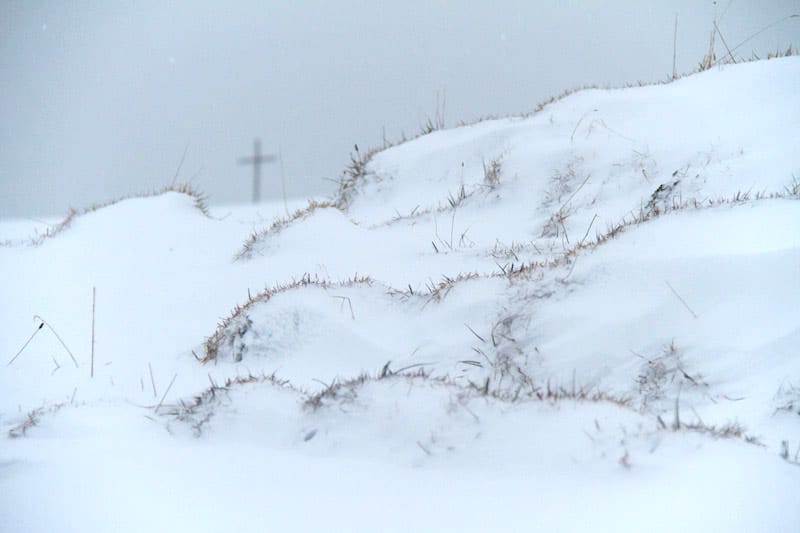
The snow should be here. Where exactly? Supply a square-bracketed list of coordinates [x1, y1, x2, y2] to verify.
[1, 58, 799, 532]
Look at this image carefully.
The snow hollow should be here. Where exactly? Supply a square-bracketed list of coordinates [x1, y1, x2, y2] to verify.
[1, 57, 799, 532]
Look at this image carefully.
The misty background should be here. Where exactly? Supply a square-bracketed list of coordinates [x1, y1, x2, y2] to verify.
[1, 1, 798, 219]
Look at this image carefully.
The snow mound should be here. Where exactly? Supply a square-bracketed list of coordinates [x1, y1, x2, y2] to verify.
[2, 59, 799, 532]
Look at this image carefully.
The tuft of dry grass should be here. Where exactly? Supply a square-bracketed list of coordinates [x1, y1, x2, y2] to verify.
[8, 407, 46, 438]
[235, 199, 336, 260]
[162, 371, 298, 436]
[512, 182, 800, 281]
[698, 14, 798, 72]
[774, 382, 800, 416]
[372, 182, 800, 307]
[679, 420, 763, 446]
[7, 400, 70, 438]
[8, 183, 210, 247]
[326, 38, 797, 214]
[201, 273, 374, 364]
[423, 273, 481, 304]
[636, 341, 706, 411]
[302, 363, 633, 413]
[334, 144, 384, 210]
[482, 155, 503, 190]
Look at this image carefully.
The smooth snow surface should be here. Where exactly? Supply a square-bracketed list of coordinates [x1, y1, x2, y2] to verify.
[1, 58, 799, 532]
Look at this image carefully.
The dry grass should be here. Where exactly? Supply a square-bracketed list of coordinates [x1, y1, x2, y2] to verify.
[7, 407, 47, 438]
[235, 199, 336, 260]
[201, 273, 374, 364]
[774, 382, 800, 416]
[302, 363, 632, 413]
[332, 112, 452, 211]
[320, 46, 798, 220]
[7, 400, 70, 438]
[334, 145, 385, 210]
[353, 180, 800, 309]
[162, 372, 299, 436]
[394, 182, 800, 306]
[679, 420, 762, 446]
[428, 40, 798, 137]
[482, 155, 503, 190]
[512, 182, 800, 280]
[424, 273, 481, 303]
[636, 341, 706, 411]
[8, 183, 210, 247]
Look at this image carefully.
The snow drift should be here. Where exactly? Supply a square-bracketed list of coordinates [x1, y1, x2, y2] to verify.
[1, 57, 799, 532]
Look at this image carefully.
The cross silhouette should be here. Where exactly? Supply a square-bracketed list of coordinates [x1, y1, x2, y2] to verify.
[238, 138, 275, 203]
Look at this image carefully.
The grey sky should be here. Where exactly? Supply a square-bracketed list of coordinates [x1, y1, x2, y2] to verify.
[1, 1, 798, 219]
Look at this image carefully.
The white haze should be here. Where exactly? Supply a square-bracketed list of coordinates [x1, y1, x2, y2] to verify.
[1, 0, 798, 218]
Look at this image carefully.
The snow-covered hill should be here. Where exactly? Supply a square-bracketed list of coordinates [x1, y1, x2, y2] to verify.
[1, 57, 799, 532]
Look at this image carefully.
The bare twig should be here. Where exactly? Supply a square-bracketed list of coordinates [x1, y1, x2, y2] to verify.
[33, 315, 78, 368]
[464, 323, 486, 344]
[154, 373, 178, 413]
[562, 214, 599, 281]
[7, 322, 44, 366]
[575, 214, 598, 246]
[713, 21, 736, 64]
[392, 362, 433, 374]
[170, 143, 191, 186]
[332, 295, 355, 320]
[416, 441, 432, 456]
[571, 109, 598, 143]
[148, 362, 157, 398]
[557, 173, 592, 216]
[728, 14, 799, 56]
[665, 281, 698, 319]
[672, 14, 679, 80]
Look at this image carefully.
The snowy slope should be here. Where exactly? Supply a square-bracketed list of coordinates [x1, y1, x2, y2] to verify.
[1, 58, 799, 532]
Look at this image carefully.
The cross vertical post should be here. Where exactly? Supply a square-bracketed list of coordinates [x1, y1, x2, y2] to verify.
[238, 138, 276, 204]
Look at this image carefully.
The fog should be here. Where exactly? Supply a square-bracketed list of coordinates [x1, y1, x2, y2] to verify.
[1, 1, 797, 219]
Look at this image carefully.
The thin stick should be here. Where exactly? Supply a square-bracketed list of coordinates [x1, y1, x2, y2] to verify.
[331, 296, 355, 319]
[464, 323, 486, 344]
[7, 322, 44, 366]
[91, 287, 96, 378]
[557, 172, 592, 216]
[33, 315, 78, 367]
[392, 362, 433, 374]
[562, 214, 598, 281]
[449, 208, 456, 250]
[416, 441, 432, 456]
[728, 14, 799, 55]
[578, 214, 599, 245]
[570, 109, 597, 143]
[154, 373, 177, 413]
[672, 14, 678, 80]
[279, 146, 289, 217]
[665, 281, 698, 319]
[148, 362, 157, 398]
[170, 142, 190, 186]
[673, 383, 682, 430]
[713, 20, 736, 64]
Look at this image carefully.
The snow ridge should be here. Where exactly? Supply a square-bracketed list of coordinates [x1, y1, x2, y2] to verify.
[1, 58, 799, 533]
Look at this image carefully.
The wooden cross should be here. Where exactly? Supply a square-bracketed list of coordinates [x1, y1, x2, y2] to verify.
[238, 138, 275, 203]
